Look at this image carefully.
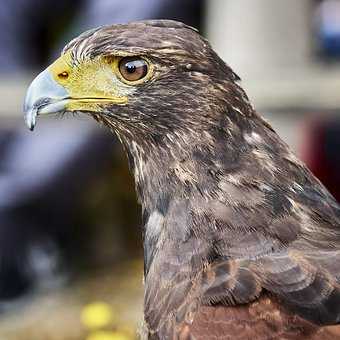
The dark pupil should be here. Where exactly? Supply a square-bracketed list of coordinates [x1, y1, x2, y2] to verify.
[125, 63, 136, 73]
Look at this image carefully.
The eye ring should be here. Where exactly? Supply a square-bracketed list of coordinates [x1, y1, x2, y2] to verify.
[58, 71, 69, 80]
[118, 57, 149, 83]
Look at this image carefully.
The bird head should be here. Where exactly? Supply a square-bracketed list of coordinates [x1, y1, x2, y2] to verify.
[24, 20, 243, 141]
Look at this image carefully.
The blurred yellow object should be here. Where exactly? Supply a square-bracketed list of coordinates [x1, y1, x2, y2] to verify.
[81, 302, 115, 329]
[86, 330, 132, 340]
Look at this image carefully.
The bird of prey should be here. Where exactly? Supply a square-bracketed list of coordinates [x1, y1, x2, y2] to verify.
[23, 20, 340, 339]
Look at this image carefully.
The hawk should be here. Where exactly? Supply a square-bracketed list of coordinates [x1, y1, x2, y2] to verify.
[23, 20, 340, 339]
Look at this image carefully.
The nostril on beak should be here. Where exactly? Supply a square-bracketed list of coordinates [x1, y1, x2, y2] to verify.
[23, 68, 69, 130]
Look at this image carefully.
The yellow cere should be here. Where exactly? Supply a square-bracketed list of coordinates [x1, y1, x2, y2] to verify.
[86, 330, 132, 340]
[81, 302, 116, 329]
[47, 51, 129, 113]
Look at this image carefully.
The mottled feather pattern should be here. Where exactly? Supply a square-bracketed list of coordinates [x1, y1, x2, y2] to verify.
[64, 20, 340, 339]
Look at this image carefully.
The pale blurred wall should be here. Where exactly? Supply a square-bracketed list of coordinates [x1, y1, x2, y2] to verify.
[205, 0, 340, 152]
[206, 0, 312, 77]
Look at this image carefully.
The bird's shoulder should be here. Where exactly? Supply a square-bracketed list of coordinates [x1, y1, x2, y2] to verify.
[194, 125, 340, 325]
[143, 117, 340, 336]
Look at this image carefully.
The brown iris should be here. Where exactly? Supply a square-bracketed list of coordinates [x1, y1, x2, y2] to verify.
[118, 57, 148, 82]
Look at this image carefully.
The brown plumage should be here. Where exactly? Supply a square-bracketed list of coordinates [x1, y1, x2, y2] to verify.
[188, 296, 340, 340]
[23, 20, 340, 339]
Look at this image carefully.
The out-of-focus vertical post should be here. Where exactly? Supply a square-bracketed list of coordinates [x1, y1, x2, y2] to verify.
[206, 0, 313, 79]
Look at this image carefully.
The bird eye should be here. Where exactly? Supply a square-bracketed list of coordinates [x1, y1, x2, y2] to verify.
[118, 57, 148, 82]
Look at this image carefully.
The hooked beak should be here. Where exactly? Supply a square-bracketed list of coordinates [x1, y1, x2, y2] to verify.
[23, 69, 69, 131]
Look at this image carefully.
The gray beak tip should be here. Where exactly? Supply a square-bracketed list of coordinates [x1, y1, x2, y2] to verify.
[24, 107, 37, 131]
[23, 69, 69, 131]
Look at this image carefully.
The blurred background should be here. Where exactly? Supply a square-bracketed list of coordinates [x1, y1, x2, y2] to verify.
[0, 0, 339, 339]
